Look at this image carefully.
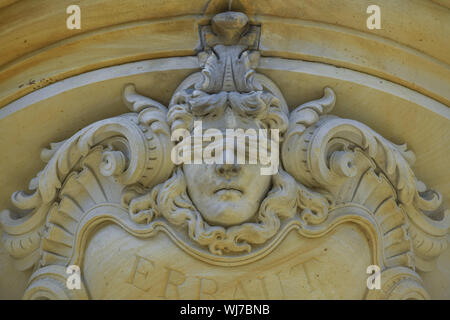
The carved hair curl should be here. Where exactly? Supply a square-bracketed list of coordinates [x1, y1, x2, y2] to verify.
[167, 89, 289, 139]
[125, 167, 328, 255]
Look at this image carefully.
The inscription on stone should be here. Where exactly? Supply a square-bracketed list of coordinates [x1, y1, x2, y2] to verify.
[125, 253, 328, 299]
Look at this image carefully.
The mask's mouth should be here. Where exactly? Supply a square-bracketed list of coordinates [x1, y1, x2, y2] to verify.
[214, 186, 243, 196]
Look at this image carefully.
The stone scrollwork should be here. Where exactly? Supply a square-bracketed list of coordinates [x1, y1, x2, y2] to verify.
[282, 87, 448, 271]
[0, 85, 174, 283]
[0, 11, 447, 300]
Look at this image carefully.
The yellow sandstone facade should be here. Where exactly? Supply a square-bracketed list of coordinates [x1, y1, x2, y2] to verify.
[0, 0, 448, 299]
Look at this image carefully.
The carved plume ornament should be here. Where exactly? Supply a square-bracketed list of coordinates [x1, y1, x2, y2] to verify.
[0, 12, 447, 300]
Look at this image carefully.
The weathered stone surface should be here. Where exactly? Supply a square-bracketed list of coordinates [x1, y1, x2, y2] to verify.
[0, 5, 448, 300]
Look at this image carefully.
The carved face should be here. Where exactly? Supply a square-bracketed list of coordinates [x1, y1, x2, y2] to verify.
[183, 105, 272, 226]
[184, 162, 271, 226]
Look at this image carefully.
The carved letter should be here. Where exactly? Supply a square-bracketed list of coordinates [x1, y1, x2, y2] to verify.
[196, 277, 218, 299]
[159, 267, 186, 299]
[232, 280, 249, 299]
[126, 255, 155, 292]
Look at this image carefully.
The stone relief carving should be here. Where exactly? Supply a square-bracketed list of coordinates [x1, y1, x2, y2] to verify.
[0, 12, 448, 300]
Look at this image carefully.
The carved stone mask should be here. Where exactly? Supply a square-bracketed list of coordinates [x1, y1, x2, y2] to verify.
[1, 10, 446, 300]
[182, 105, 272, 226]
[166, 12, 290, 226]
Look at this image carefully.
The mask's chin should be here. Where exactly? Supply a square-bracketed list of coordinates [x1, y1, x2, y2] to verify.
[196, 198, 257, 227]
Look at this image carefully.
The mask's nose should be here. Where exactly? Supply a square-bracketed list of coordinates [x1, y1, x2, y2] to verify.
[224, 107, 238, 128]
[215, 163, 241, 177]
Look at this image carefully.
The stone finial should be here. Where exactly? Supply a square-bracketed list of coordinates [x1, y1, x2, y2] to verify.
[211, 11, 249, 45]
[200, 11, 260, 50]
